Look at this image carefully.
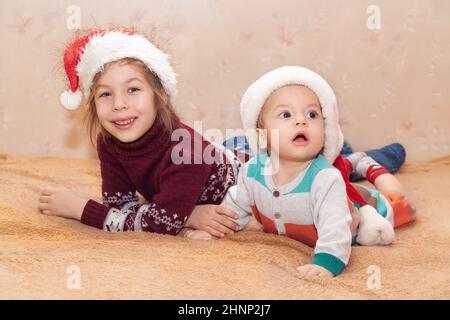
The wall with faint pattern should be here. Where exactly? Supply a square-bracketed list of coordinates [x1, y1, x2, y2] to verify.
[0, 0, 449, 162]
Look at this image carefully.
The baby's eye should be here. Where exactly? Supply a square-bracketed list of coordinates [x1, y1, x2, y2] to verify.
[128, 87, 140, 93]
[98, 92, 111, 98]
[279, 111, 292, 119]
[306, 110, 319, 119]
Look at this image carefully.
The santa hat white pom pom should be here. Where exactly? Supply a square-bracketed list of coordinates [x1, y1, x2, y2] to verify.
[60, 89, 83, 110]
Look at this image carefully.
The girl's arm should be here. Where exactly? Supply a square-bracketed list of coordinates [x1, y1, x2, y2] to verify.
[219, 162, 253, 230]
[90, 162, 213, 234]
[39, 135, 239, 236]
[81, 135, 214, 235]
[79, 134, 139, 228]
[38, 135, 137, 223]
[184, 204, 240, 238]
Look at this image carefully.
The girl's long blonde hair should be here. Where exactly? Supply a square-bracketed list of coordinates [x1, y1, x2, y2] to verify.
[84, 57, 179, 146]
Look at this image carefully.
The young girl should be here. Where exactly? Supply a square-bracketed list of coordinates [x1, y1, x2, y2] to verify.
[189, 66, 416, 278]
[38, 29, 245, 237]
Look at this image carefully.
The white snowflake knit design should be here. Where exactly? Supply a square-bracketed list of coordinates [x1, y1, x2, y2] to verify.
[198, 146, 241, 203]
[199, 162, 237, 202]
[103, 201, 140, 232]
[102, 145, 243, 233]
[103, 191, 139, 208]
[135, 203, 183, 232]
[103, 201, 183, 233]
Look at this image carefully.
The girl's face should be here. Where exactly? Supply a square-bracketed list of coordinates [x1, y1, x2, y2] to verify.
[93, 62, 157, 143]
[259, 85, 325, 163]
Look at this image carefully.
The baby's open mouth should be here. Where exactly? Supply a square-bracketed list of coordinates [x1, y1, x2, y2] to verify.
[293, 133, 308, 143]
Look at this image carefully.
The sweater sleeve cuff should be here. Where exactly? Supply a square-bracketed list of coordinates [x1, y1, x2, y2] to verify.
[311, 252, 346, 276]
[81, 199, 109, 230]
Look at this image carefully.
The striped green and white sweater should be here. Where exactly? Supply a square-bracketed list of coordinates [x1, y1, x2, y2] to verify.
[222, 154, 352, 275]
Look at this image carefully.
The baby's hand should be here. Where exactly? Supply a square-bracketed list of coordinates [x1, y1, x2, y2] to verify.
[296, 264, 334, 279]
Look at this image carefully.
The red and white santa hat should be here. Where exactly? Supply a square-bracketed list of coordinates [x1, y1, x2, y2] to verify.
[240, 66, 343, 164]
[240, 66, 368, 207]
[60, 29, 177, 110]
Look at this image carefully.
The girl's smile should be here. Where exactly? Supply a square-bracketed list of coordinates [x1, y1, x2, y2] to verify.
[94, 62, 158, 143]
[112, 116, 138, 130]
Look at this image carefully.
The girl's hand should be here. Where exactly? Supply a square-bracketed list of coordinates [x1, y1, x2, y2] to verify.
[185, 204, 240, 238]
[183, 228, 214, 240]
[38, 185, 89, 221]
[296, 264, 334, 279]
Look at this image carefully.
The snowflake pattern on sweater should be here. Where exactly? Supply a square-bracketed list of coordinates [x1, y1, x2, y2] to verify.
[103, 191, 139, 208]
[102, 160, 238, 233]
[199, 162, 237, 203]
[103, 201, 186, 233]
[81, 122, 245, 235]
[198, 144, 243, 202]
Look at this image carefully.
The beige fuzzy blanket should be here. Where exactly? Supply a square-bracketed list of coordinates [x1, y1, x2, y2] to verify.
[1, 154, 449, 299]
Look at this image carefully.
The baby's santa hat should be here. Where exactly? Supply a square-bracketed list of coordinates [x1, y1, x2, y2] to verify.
[60, 29, 177, 110]
[240, 66, 367, 207]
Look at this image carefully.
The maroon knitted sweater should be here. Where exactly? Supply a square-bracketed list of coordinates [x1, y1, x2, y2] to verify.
[81, 120, 243, 235]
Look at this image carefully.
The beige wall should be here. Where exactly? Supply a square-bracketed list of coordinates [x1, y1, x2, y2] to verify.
[0, 0, 449, 162]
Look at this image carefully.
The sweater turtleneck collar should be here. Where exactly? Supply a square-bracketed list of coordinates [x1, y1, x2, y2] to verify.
[109, 119, 178, 158]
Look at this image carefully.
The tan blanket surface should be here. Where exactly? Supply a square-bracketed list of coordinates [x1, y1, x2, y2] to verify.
[1, 154, 449, 299]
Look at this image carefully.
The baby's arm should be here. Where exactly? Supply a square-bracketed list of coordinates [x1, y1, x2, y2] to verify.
[300, 169, 353, 277]
[220, 163, 255, 231]
[220, 187, 251, 231]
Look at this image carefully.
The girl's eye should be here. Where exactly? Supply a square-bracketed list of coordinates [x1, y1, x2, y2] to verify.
[98, 92, 111, 98]
[279, 111, 291, 119]
[306, 110, 319, 119]
[128, 87, 140, 93]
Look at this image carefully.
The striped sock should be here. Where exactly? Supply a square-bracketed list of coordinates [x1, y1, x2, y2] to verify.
[356, 156, 390, 185]
[343, 152, 366, 175]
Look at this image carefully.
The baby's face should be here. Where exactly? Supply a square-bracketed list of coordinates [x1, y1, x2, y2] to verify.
[259, 85, 325, 163]
[93, 62, 157, 143]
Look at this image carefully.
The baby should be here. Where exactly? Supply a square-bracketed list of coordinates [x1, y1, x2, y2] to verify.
[225, 66, 356, 278]
[188, 66, 416, 278]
